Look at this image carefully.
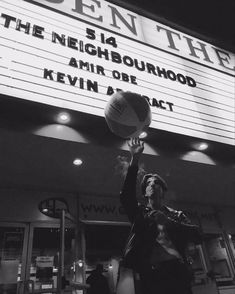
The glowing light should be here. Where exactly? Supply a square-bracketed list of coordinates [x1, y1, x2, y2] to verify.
[193, 142, 209, 151]
[180, 151, 216, 165]
[42, 208, 49, 213]
[73, 158, 83, 166]
[77, 260, 83, 267]
[198, 143, 208, 151]
[139, 131, 147, 139]
[57, 112, 70, 124]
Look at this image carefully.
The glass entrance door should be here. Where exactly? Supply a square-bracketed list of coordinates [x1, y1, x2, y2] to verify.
[0, 223, 29, 294]
[25, 223, 76, 293]
[0, 222, 76, 294]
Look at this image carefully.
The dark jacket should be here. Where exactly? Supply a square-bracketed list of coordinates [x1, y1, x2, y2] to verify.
[86, 271, 110, 294]
[120, 164, 202, 272]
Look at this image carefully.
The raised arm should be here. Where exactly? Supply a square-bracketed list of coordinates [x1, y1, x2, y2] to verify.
[128, 137, 144, 167]
[120, 138, 144, 222]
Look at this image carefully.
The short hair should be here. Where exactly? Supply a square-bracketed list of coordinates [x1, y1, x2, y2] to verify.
[141, 173, 168, 195]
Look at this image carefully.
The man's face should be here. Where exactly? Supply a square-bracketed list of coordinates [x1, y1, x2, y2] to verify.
[145, 177, 164, 209]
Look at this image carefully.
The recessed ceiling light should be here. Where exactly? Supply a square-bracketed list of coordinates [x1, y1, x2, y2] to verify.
[73, 158, 83, 166]
[57, 112, 70, 124]
[139, 131, 147, 139]
[193, 142, 209, 151]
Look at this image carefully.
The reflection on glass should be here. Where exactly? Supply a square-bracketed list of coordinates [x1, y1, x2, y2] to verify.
[204, 234, 232, 280]
[229, 235, 235, 258]
[30, 227, 75, 292]
[187, 244, 207, 285]
[0, 227, 24, 294]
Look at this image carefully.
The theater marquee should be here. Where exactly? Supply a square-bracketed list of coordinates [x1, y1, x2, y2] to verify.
[0, 0, 234, 145]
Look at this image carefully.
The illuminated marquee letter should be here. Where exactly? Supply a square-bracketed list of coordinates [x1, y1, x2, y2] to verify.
[212, 48, 235, 71]
[183, 37, 213, 64]
[72, 0, 102, 21]
[108, 5, 137, 35]
[1, 13, 16, 28]
[156, 25, 181, 51]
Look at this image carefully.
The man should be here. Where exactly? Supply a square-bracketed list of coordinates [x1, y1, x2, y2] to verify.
[86, 264, 110, 294]
[120, 138, 202, 294]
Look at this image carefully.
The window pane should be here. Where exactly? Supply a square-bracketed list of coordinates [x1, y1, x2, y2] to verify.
[204, 234, 232, 280]
[30, 227, 75, 292]
[0, 227, 25, 294]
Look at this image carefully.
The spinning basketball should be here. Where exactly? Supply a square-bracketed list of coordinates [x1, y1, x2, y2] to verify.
[104, 91, 152, 138]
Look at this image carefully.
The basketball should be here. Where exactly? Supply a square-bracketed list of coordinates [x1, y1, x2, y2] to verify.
[104, 91, 152, 138]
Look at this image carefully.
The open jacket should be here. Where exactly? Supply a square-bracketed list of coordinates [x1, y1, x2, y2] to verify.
[120, 164, 202, 272]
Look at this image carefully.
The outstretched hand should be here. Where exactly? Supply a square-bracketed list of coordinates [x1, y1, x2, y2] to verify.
[128, 137, 144, 165]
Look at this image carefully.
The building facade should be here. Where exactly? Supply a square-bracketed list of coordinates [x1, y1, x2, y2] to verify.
[0, 0, 235, 293]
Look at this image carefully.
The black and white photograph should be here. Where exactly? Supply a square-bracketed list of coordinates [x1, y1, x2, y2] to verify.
[0, 0, 234, 293]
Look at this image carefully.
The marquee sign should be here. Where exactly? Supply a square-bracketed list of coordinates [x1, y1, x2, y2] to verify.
[0, 0, 234, 145]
